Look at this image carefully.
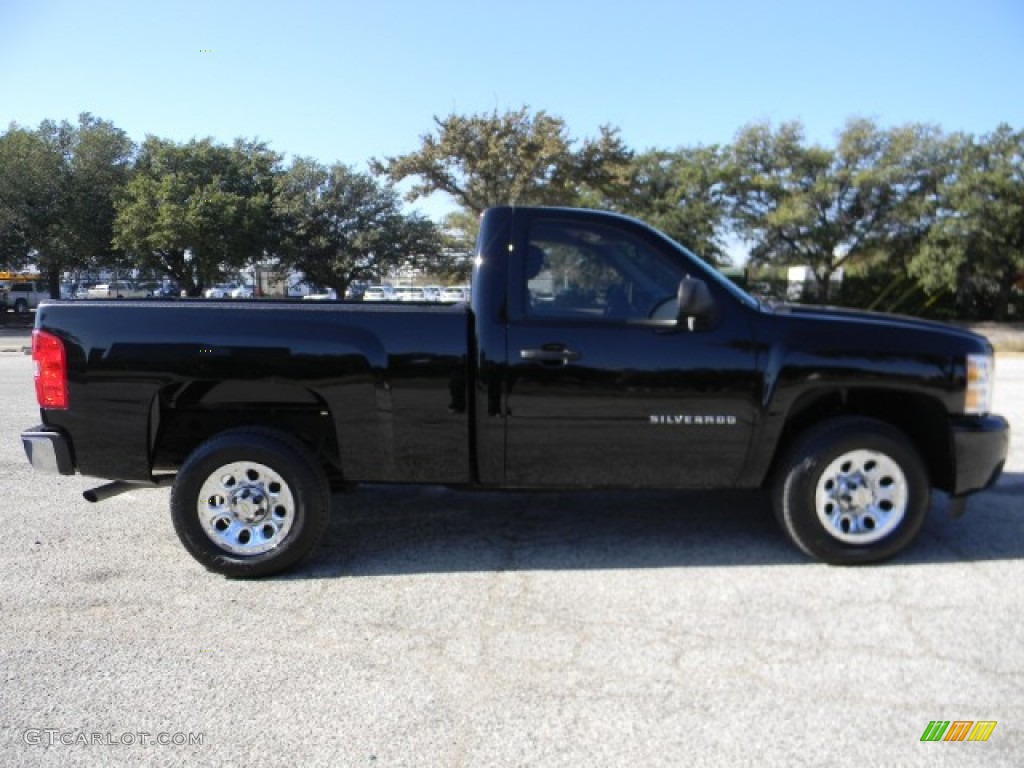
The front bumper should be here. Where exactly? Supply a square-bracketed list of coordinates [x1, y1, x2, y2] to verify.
[22, 426, 75, 475]
[951, 414, 1009, 496]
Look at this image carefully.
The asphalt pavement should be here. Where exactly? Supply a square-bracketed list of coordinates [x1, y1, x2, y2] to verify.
[1, 335, 1022, 767]
[0, 325, 31, 353]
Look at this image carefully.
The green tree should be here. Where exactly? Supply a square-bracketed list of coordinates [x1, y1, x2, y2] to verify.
[727, 118, 914, 301]
[608, 146, 731, 265]
[436, 209, 480, 271]
[372, 106, 633, 217]
[872, 124, 958, 272]
[114, 136, 280, 294]
[46, 115, 135, 288]
[0, 126, 63, 272]
[911, 124, 1024, 320]
[0, 114, 132, 295]
[805, 124, 960, 315]
[275, 159, 443, 297]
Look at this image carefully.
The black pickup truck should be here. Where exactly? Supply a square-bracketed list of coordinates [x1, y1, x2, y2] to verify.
[22, 206, 1009, 576]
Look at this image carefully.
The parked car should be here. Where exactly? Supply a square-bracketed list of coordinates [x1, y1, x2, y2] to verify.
[152, 284, 180, 298]
[345, 283, 368, 301]
[303, 288, 338, 301]
[230, 284, 255, 299]
[85, 281, 150, 299]
[204, 283, 239, 299]
[362, 285, 394, 301]
[284, 281, 314, 298]
[3, 280, 54, 312]
[440, 286, 468, 302]
[394, 287, 427, 302]
[422, 285, 443, 302]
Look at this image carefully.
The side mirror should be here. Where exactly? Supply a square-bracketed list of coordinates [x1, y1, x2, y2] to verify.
[677, 277, 718, 331]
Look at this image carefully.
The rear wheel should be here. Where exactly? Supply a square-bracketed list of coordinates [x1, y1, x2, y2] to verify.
[171, 428, 330, 577]
[773, 416, 930, 564]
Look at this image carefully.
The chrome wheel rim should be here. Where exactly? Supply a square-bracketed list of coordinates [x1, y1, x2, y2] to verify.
[197, 461, 295, 555]
[814, 449, 907, 544]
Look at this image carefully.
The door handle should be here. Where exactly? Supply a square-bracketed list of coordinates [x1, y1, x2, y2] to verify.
[520, 345, 582, 365]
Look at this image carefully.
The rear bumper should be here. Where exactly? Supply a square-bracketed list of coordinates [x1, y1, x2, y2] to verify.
[951, 414, 1009, 496]
[22, 426, 75, 475]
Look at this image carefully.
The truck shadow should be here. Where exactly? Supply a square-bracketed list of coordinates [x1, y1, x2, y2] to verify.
[296, 473, 1024, 578]
[906, 471, 1024, 565]
[0, 310, 34, 328]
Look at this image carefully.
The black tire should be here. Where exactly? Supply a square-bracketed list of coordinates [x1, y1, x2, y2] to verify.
[772, 416, 930, 565]
[14, 299, 28, 314]
[171, 428, 330, 577]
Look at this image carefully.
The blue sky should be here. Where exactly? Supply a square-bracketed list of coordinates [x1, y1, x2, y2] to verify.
[2, 0, 1022, 219]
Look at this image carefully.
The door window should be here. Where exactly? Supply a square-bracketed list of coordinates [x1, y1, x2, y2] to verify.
[525, 220, 682, 321]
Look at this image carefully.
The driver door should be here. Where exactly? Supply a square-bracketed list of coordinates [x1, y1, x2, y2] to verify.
[503, 212, 758, 488]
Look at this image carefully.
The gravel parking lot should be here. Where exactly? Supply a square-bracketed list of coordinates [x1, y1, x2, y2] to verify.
[1, 339, 1021, 767]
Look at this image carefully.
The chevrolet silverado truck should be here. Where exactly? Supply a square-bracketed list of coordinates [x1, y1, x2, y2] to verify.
[22, 206, 1009, 577]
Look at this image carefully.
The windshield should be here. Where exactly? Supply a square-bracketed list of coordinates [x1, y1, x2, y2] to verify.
[643, 224, 760, 311]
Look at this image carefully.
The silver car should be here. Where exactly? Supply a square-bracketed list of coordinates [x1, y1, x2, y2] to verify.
[440, 286, 468, 302]
[362, 286, 394, 301]
[396, 287, 427, 302]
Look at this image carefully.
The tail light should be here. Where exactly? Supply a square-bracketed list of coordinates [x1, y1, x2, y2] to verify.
[32, 329, 68, 409]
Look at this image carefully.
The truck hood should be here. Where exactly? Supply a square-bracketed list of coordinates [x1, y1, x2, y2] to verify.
[767, 302, 987, 345]
[770, 303, 983, 337]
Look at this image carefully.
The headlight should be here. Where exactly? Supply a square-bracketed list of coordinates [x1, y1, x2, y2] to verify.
[965, 354, 994, 415]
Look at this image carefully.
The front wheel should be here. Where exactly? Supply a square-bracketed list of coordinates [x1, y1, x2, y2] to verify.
[773, 417, 930, 564]
[171, 428, 330, 577]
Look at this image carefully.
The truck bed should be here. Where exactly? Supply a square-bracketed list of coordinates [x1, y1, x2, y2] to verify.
[34, 299, 471, 484]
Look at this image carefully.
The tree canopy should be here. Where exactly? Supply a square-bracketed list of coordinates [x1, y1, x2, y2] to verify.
[0, 126, 62, 271]
[0, 113, 133, 294]
[2, 108, 1021, 320]
[911, 124, 1024, 320]
[275, 159, 443, 296]
[609, 146, 731, 265]
[372, 107, 633, 214]
[113, 136, 280, 294]
[726, 118, 931, 300]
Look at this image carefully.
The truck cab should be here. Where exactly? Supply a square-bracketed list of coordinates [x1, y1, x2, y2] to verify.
[471, 207, 760, 489]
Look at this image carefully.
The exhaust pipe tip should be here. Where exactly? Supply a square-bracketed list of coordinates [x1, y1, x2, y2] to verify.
[84, 475, 175, 503]
[83, 481, 133, 503]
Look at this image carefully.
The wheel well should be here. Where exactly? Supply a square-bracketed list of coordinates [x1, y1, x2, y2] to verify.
[150, 381, 344, 487]
[770, 388, 954, 492]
